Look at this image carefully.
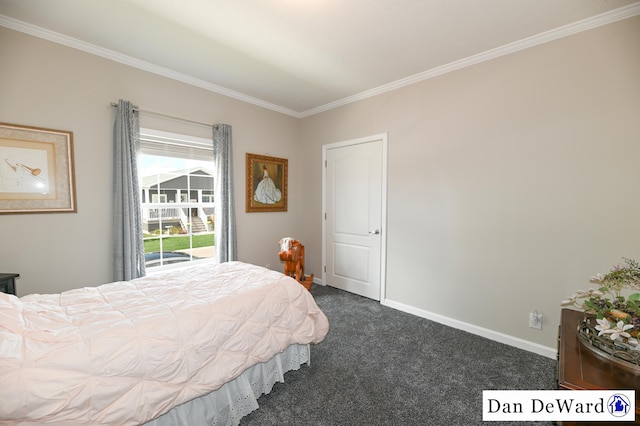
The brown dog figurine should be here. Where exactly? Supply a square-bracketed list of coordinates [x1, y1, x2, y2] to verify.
[279, 238, 312, 290]
[279, 238, 304, 281]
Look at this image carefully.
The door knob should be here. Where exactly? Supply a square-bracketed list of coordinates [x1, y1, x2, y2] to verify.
[369, 229, 380, 235]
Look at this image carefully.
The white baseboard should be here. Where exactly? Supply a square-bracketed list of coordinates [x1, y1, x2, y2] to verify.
[313, 280, 556, 359]
[381, 298, 557, 359]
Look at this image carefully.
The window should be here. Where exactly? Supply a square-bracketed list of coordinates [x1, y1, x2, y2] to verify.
[139, 129, 215, 269]
[151, 193, 167, 203]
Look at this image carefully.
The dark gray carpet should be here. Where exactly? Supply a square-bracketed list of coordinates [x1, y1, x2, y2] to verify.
[240, 285, 557, 426]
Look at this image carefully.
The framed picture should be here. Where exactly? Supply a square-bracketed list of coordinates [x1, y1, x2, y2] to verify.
[246, 153, 287, 212]
[0, 123, 76, 214]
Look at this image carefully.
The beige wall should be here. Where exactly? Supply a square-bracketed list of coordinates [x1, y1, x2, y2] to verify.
[298, 16, 640, 352]
[0, 27, 302, 295]
[1, 15, 639, 353]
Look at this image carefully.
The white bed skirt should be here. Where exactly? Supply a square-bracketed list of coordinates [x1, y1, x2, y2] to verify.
[145, 344, 310, 426]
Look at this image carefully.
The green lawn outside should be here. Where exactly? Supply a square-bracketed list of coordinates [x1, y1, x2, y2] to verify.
[144, 234, 214, 253]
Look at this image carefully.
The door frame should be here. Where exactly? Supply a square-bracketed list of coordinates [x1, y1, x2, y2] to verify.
[322, 133, 388, 301]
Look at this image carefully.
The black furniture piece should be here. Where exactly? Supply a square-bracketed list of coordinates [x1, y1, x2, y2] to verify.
[0, 273, 19, 295]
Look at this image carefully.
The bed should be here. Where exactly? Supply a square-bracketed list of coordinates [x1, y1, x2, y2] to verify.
[0, 261, 329, 425]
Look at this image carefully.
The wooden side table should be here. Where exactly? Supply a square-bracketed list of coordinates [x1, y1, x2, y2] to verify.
[557, 308, 640, 425]
[0, 273, 19, 295]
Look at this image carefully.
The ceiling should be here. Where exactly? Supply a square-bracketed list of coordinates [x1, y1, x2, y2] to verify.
[1, 0, 639, 117]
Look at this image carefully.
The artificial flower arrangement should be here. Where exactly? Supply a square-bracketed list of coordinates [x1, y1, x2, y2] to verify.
[561, 258, 640, 351]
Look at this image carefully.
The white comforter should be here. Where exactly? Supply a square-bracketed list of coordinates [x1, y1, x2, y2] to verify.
[0, 262, 329, 425]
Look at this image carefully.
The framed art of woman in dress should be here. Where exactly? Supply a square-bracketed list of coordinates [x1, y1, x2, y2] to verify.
[246, 153, 287, 212]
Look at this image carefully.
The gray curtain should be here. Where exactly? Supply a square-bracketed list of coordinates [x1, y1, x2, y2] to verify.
[113, 99, 145, 280]
[213, 124, 237, 263]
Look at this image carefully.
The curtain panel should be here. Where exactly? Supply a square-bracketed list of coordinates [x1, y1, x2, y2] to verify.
[213, 124, 237, 263]
[113, 100, 145, 280]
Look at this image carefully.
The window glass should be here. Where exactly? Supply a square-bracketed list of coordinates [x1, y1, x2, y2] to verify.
[139, 129, 215, 269]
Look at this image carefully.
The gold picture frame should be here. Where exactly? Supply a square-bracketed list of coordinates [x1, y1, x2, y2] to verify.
[0, 123, 76, 214]
[246, 153, 287, 212]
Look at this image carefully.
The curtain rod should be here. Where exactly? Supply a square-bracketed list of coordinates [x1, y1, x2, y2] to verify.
[109, 102, 213, 128]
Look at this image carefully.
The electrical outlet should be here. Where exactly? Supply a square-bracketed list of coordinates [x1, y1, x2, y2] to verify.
[265, 264, 271, 269]
[529, 311, 543, 330]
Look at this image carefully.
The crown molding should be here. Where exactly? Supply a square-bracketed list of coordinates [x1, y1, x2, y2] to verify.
[0, 15, 302, 118]
[2, 2, 639, 119]
[298, 3, 640, 117]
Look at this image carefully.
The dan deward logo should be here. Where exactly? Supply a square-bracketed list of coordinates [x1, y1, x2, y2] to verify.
[483, 390, 636, 422]
[608, 394, 631, 417]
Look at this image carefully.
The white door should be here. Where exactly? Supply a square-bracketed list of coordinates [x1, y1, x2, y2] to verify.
[323, 134, 387, 300]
